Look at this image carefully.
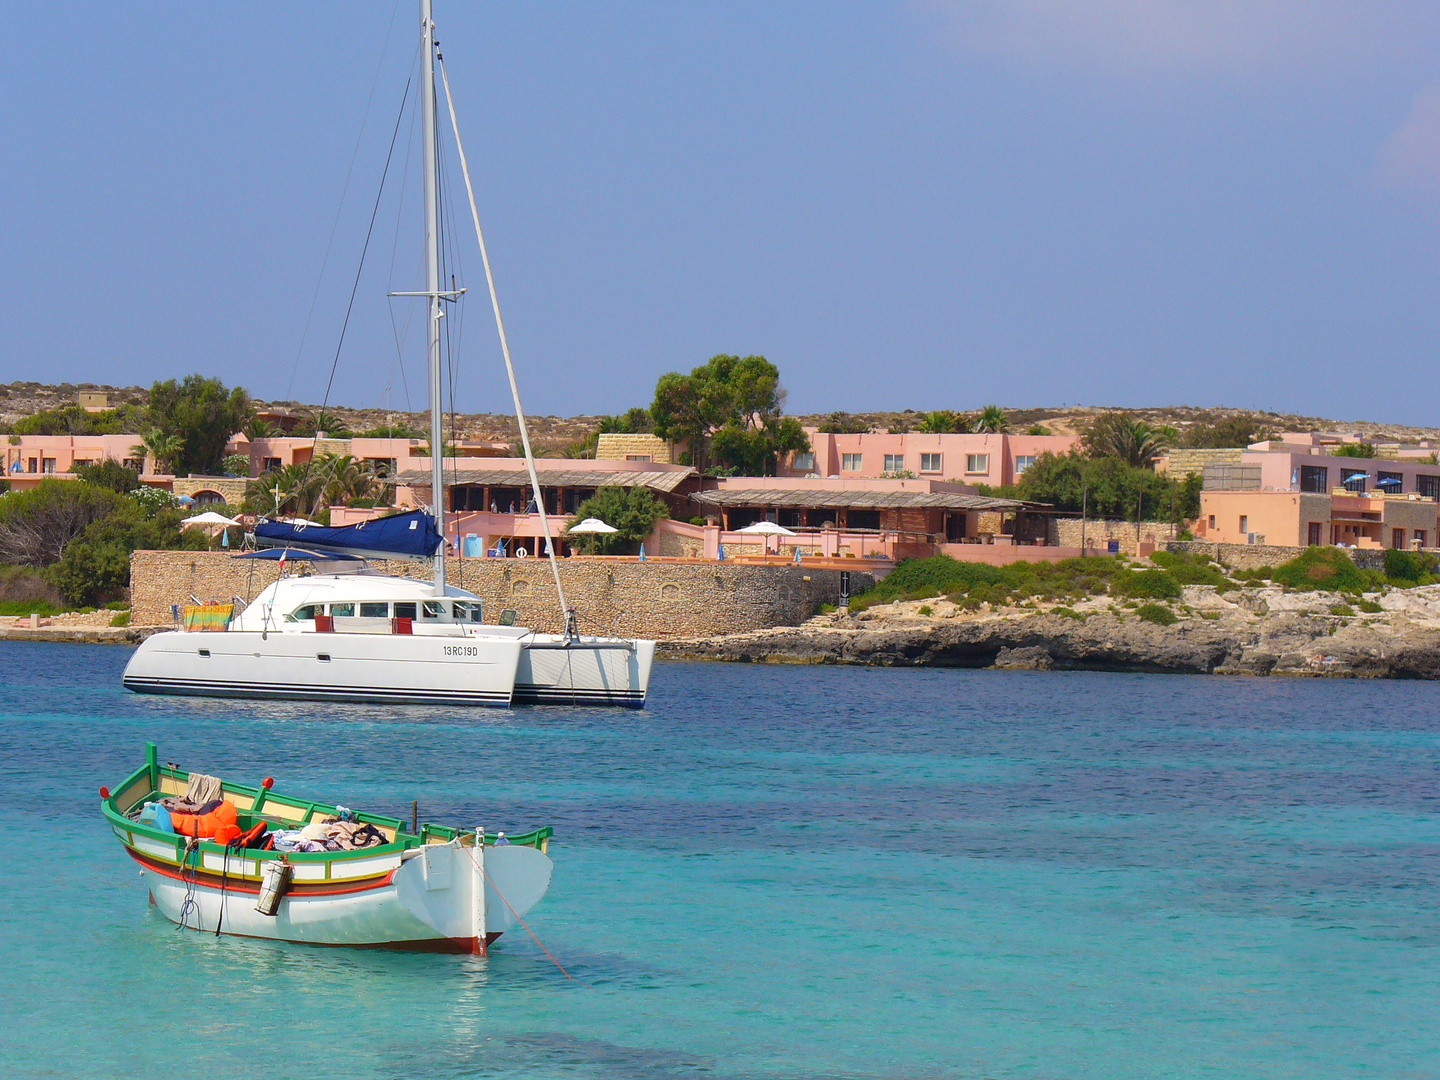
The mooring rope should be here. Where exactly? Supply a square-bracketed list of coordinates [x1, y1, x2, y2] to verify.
[464, 847, 573, 980]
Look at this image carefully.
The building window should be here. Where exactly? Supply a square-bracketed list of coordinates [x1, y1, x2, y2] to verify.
[625, 454, 652, 462]
[841, 453, 863, 471]
[365, 457, 396, 478]
[1416, 530, 1428, 548]
[883, 454, 904, 472]
[72, 459, 94, 470]
[1341, 469, 1367, 494]
[122, 458, 144, 471]
[26, 458, 37, 473]
[965, 453, 989, 474]
[919, 453, 942, 473]
[1377, 471, 1403, 494]
[792, 452, 816, 472]
[41, 458, 56, 474]
[1299, 465, 1329, 493]
[1014, 455, 1035, 475]
[1418, 474, 1440, 501]
[262, 457, 282, 473]
[1208, 515, 1216, 529]
[848, 509, 881, 530]
[1240, 515, 1249, 534]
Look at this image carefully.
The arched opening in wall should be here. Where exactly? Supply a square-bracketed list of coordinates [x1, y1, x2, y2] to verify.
[775, 586, 791, 603]
[192, 490, 226, 507]
[660, 584, 680, 600]
[512, 580, 531, 596]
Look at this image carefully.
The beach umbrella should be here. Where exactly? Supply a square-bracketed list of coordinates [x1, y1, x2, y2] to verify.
[182, 511, 242, 527]
[717, 542, 725, 561]
[638, 542, 646, 562]
[566, 517, 619, 534]
[735, 520, 796, 535]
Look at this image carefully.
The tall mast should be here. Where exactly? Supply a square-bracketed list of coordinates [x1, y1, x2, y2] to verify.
[421, 0, 445, 594]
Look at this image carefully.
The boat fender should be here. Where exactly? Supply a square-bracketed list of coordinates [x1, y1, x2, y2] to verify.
[255, 858, 293, 917]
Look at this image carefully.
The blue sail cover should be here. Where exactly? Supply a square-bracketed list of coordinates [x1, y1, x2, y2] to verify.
[254, 510, 443, 561]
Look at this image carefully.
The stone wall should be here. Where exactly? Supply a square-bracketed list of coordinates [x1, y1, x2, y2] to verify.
[594, 433, 672, 463]
[1158, 448, 1244, 477]
[1165, 540, 1389, 572]
[173, 475, 248, 505]
[129, 550, 872, 638]
[1049, 518, 1180, 548]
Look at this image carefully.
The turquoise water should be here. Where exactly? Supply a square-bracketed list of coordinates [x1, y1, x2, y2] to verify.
[2, 642, 1438, 1078]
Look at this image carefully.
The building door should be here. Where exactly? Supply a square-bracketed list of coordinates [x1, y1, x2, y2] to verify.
[1307, 521, 1322, 547]
[1393, 528, 1406, 549]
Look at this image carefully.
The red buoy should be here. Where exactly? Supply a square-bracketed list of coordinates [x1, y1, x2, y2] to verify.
[262, 777, 274, 790]
[99, 786, 110, 799]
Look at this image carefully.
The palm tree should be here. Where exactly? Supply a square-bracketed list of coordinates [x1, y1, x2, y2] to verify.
[1083, 413, 1171, 468]
[317, 454, 379, 507]
[130, 429, 183, 475]
[244, 418, 282, 439]
[915, 410, 967, 434]
[972, 405, 1010, 433]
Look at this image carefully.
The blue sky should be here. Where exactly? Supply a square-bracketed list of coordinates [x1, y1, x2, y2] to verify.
[5, 2, 1440, 423]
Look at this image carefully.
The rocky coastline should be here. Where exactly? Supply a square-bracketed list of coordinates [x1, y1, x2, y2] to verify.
[661, 584, 1440, 678]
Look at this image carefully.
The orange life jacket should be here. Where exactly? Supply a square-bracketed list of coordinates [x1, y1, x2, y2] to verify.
[171, 799, 237, 839]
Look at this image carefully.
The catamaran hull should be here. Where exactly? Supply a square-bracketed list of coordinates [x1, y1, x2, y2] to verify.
[514, 637, 655, 707]
[133, 842, 553, 951]
[122, 630, 522, 707]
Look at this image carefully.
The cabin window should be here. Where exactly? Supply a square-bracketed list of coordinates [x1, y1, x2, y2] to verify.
[288, 604, 320, 622]
[393, 602, 418, 620]
[453, 601, 484, 622]
[359, 602, 389, 618]
[329, 603, 354, 617]
[422, 601, 447, 620]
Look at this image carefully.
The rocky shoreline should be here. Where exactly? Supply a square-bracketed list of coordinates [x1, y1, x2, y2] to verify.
[661, 584, 1440, 678]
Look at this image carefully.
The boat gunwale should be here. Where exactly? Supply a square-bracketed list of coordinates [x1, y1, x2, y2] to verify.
[102, 744, 553, 872]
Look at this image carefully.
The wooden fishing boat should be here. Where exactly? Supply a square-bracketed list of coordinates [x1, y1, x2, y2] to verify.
[101, 744, 553, 953]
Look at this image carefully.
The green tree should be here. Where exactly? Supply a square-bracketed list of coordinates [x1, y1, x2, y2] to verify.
[1013, 451, 1196, 522]
[317, 454, 379, 507]
[146, 375, 252, 475]
[74, 459, 140, 494]
[293, 408, 352, 438]
[12, 402, 149, 436]
[1329, 442, 1376, 458]
[566, 486, 670, 555]
[816, 411, 870, 434]
[1082, 413, 1171, 468]
[1026, 424, 1052, 436]
[972, 404, 1010, 433]
[650, 354, 808, 474]
[48, 500, 208, 607]
[915, 410, 966, 434]
[244, 417, 283, 439]
[1179, 414, 1273, 449]
[0, 479, 123, 567]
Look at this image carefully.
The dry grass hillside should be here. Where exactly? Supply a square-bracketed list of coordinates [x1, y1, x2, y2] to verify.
[4, 381, 1438, 452]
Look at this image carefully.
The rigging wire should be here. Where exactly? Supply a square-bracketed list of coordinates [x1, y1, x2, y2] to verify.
[436, 54, 571, 627]
[285, 0, 407, 400]
[382, 49, 424, 418]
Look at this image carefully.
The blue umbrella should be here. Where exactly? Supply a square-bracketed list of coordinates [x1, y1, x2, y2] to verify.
[1376, 477, 1402, 486]
[717, 542, 725, 561]
[637, 542, 646, 562]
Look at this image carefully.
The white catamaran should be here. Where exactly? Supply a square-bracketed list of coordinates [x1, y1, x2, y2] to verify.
[122, 0, 654, 707]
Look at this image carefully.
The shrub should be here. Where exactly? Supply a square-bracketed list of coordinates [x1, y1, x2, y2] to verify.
[1268, 547, 1381, 593]
[1149, 550, 1229, 588]
[1358, 599, 1383, 613]
[1112, 568, 1183, 600]
[566, 486, 669, 555]
[917, 604, 933, 616]
[1330, 603, 1355, 617]
[1135, 603, 1178, 626]
[1200, 611, 1221, 620]
[109, 610, 130, 627]
[1383, 548, 1437, 585]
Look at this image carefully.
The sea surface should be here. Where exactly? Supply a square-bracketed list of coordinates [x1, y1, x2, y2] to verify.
[1, 642, 1437, 1079]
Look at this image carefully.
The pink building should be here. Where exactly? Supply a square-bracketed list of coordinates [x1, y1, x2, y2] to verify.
[786, 429, 1080, 487]
[235, 435, 510, 479]
[3, 434, 154, 489]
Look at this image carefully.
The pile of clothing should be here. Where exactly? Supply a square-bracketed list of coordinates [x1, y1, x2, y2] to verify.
[271, 819, 388, 853]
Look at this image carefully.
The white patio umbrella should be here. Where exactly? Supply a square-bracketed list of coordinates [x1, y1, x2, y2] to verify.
[735, 520, 795, 536]
[181, 511, 242, 528]
[566, 517, 619, 534]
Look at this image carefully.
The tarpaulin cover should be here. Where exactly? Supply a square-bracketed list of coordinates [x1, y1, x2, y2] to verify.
[254, 510, 442, 561]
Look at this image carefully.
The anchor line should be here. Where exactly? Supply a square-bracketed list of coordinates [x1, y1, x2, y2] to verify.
[464, 848, 573, 981]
